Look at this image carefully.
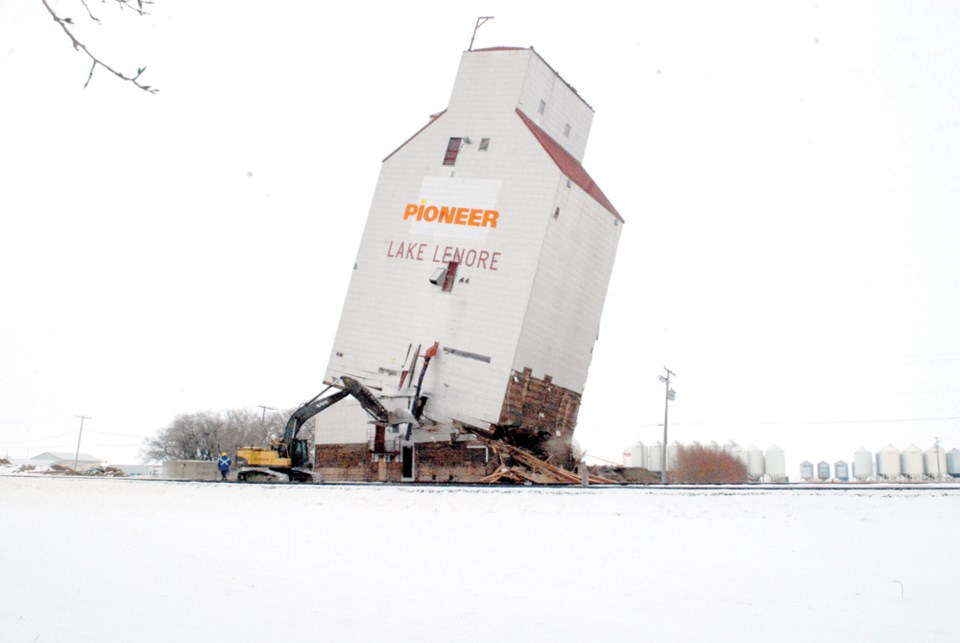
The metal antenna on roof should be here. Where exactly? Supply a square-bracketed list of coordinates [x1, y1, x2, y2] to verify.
[469, 16, 494, 51]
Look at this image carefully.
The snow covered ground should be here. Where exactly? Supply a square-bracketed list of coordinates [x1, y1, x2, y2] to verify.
[1, 474, 956, 642]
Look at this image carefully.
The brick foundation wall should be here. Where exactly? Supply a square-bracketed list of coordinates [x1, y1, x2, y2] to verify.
[314, 441, 496, 483]
[414, 442, 493, 482]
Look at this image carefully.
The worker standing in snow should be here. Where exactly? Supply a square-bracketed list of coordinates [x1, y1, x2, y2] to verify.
[217, 452, 231, 481]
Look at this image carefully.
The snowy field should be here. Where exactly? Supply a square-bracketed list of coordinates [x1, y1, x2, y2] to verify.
[1, 475, 957, 642]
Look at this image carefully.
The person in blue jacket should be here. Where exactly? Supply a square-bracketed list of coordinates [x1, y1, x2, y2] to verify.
[217, 452, 231, 481]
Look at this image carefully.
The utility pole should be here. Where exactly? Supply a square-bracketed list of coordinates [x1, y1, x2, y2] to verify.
[256, 405, 277, 429]
[73, 415, 91, 470]
[658, 368, 675, 484]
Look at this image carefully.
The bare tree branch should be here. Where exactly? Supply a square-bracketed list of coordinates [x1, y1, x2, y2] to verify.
[39, 0, 158, 93]
[78, 0, 101, 23]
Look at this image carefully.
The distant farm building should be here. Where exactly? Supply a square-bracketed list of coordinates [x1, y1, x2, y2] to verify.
[30, 451, 103, 472]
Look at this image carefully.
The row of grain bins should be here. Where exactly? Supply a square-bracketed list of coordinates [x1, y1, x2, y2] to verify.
[800, 444, 960, 482]
[622, 441, 787, 482]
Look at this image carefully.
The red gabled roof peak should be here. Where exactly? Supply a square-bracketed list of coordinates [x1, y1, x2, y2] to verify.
[515, 109, 622, 222]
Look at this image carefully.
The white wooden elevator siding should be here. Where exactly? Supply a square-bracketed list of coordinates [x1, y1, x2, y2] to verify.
[318, 48, 620, 443]
[513, 178, 621, 394]
[448, 49, 594, 163]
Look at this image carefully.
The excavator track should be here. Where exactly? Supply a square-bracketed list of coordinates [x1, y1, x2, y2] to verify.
[237, 467, 290, 483]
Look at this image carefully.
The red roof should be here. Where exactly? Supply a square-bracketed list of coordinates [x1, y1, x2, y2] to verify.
[515, 109, 622, 221]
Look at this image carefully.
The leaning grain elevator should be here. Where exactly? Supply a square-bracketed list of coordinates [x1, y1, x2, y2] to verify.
[314, 46, 623, 482]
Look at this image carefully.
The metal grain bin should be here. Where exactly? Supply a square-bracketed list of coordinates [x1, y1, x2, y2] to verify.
[853, 447, 874, 481]
[629, 441, 647, 468]
[764, 445, 786, 482]
[876, 445, 901, 480]
[900, 444, 924, 480]
[747, 445, 765, 479]
[834, 460, 849, 482]
[947, 449, 960, 478]
[647, 442, 663, 473]
[923, 444, 947, 479]
[817, 461, 831, 481]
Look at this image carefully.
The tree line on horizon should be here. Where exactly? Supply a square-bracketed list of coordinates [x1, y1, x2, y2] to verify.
[140, 408, 295, 462]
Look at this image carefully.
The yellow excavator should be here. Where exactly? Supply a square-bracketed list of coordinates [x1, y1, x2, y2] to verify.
[236, 376, 416, 482]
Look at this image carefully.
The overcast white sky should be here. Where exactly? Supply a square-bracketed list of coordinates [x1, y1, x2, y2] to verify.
[1, 1, 958, 475]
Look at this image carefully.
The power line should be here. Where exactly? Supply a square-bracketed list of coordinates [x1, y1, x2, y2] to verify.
[591, 415, 960, 431]
[0, 431, 77, 444]
[675, 416, 960, 427]
[86, 428, 149, 438]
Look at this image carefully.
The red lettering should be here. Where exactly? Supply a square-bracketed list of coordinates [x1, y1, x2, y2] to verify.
[490, 252, 501, 271]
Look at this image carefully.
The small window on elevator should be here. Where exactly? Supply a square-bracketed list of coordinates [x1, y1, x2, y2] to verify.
[538, 100, 546, 114]
[563, 123, 571, 138]
[442, 261, 459, 292]
[479, 138, 490, 151]
[443, 137, 462, 166]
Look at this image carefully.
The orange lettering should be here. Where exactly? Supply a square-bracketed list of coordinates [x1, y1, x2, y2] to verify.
[404, 203, 502, 228]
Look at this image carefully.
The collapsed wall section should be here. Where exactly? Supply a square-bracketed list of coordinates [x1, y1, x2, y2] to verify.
[498, 368, 581, 451]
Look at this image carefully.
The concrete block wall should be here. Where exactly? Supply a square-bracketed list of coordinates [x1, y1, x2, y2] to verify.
[161, 460, 219, 481]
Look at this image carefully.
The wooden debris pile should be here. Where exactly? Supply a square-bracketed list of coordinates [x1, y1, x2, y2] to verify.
[478, 439, 615, 485]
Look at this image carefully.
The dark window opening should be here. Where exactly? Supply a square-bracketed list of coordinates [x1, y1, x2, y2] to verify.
[563, 123, 571, 137]
[553, 207, 560, 219]
[402, 446, 414, 479]
[538, 99, 546, 114]
[443, 137, 462, 166]
[479, 138, 490, 151]
[442, 261, 459, 292]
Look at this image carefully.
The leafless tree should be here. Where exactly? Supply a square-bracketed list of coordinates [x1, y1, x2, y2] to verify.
[141, 408, 288, 462]
[671, 444, 749, 484]
[39, 0, 158, 93]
